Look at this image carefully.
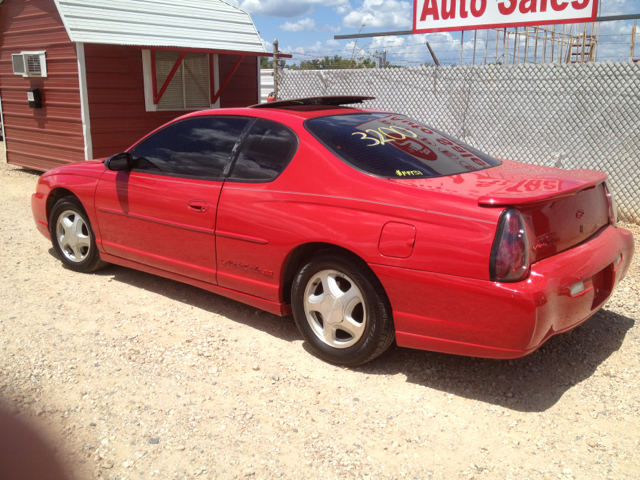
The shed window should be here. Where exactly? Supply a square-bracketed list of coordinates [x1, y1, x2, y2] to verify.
[155, 51, 210, 110]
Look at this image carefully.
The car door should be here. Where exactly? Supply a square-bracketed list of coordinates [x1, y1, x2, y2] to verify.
[95, 116, 251, 284]
[215, 119, 299, 301]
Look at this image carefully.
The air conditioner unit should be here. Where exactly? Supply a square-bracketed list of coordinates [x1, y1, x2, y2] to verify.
[12, 51, 47, 78]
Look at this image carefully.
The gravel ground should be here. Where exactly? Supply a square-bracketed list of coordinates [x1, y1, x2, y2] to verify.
[1, 146, 639, 480]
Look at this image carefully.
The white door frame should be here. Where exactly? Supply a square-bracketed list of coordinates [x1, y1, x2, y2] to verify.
[76, 42, 93, 161]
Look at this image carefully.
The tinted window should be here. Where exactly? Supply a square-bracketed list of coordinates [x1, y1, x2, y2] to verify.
[305, 113, 501, 178]
[229, 120, 298, 182]
[130, 117, 250, 179]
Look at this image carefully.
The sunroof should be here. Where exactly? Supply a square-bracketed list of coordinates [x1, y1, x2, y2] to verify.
[250, 96, 375, 109]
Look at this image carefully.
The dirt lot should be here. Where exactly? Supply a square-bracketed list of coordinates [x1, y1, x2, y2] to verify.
[1, 147, 639, 480]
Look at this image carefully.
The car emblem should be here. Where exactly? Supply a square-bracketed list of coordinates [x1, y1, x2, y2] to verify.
[576, 210, 585, 219]
[533, 236, 560, 250]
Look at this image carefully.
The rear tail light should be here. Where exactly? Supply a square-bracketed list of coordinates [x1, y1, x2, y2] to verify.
[490, 209, 530, 282]
[603, 180, 618, 225]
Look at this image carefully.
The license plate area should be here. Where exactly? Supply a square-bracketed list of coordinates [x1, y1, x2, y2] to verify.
[590, 264, 614, 310]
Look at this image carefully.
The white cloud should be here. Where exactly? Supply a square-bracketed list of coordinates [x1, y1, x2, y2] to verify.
[340, 32, 461, 65]
[322, 24, 342, 33]
[279, 18, 316, 32]
[226, 0, 349, 18]
[342, 0, 412, 29]
[336, 2, 353, 15]
[285, 41, 326, 56]
[278, 17, 340, 33]
[326, 39, 341, 47]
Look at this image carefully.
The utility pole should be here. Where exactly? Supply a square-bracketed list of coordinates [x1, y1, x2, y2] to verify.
[273, 39, 279, 101]
[427, 42, 440, 66]
[382, 49, 386, 68]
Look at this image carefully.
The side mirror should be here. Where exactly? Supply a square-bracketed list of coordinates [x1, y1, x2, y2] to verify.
[105, 152, 130, 171]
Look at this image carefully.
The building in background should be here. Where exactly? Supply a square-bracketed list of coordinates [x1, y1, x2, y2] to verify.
[0, 0, 276, 171]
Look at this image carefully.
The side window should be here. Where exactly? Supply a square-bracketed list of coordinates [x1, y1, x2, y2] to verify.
[229, 120, 298, 182]
[130, 117, 250, 179]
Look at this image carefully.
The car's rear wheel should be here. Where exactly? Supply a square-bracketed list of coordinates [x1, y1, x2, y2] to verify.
[291, 250, 394, 366]
[50, 196, 106, 273]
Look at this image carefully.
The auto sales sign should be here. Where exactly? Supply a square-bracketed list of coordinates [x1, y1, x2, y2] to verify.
[414, 0, 598, 33]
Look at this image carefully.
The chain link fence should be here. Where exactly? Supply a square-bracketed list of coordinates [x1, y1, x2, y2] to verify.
[277, 62, 640, 224]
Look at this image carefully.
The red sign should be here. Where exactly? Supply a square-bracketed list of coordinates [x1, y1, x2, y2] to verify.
[413, 0, 598, 33]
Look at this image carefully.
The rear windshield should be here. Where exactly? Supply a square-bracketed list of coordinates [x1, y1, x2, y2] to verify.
[305, 113, 501, 178]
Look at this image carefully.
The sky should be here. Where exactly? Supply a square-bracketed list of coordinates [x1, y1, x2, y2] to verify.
[224, 0, 640, 66]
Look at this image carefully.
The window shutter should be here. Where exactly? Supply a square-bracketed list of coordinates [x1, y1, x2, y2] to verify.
[155, 51, 185, 110]
[154, 51, 210, 110]
[184, 53, 210, 108]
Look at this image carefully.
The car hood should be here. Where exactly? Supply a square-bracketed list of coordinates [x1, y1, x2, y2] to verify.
[43, 159, 107, 177]
[389, 159, 607, 207]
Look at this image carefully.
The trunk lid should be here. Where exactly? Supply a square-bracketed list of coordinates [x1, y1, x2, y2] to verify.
[475, 164, 607, 207]
[389, 159, 610, 262]
[519, 182, 610, 263]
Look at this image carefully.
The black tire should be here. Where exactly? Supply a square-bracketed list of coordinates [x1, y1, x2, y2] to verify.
[291, 250, 395, 366]
[49, 196, 107, 273]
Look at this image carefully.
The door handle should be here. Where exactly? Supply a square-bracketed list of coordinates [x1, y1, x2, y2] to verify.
[188, 200, 210, 213]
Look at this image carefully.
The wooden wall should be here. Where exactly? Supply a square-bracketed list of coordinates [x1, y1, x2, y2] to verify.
[0, 0, 84, 171]
[218, 55, 259, 108]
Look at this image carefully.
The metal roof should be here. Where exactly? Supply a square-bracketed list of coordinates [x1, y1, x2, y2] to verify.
[53, 0, 266, 54]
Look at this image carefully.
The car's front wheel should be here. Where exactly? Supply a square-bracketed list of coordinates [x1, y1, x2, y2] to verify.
[49, 196, 106, 273]
[291, 250, 394, 366]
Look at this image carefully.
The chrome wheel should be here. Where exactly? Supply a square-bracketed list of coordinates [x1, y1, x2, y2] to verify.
[55, 210, 91, 263]
[303, 269, 367, 349]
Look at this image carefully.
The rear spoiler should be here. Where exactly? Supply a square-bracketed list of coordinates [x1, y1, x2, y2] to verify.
[478, 170, 608, 207]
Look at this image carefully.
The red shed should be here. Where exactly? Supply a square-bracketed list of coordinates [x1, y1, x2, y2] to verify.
[0, 0, 283, 171]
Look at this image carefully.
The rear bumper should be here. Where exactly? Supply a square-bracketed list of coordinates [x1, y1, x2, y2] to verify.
[371, 225, 634, 359]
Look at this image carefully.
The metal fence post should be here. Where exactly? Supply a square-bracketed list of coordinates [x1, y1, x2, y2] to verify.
[631, 19, 637, 61]
[502, 28, 507, 64]
[273, 39, 279, 100]
[473, 30, 477, 65]
[484, 29, 489, 65]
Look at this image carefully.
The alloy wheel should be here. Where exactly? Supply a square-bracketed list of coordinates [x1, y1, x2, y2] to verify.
[303, 269, 367, 349]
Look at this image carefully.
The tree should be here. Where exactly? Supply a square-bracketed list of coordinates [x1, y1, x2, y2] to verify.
[260, 57, 288, 69]
[291, 54, 398, 70]
[260, 57, 273, 69]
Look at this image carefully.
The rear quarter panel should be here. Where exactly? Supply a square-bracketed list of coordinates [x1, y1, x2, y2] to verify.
[216, 119, 502, 303]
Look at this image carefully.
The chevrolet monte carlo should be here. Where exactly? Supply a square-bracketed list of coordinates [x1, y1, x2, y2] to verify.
[31, 96, 634, 366]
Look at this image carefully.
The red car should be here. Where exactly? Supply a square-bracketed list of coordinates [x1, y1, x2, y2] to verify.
[32, 96, 634, 366]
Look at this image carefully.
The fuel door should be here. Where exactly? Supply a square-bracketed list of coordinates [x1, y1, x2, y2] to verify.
[378, 222, 416, 258]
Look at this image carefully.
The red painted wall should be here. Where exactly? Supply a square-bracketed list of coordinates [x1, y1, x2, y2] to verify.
[86, 45, 260, 159]
[0, 0, 84, 171]
[219, 55, 259, 108]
